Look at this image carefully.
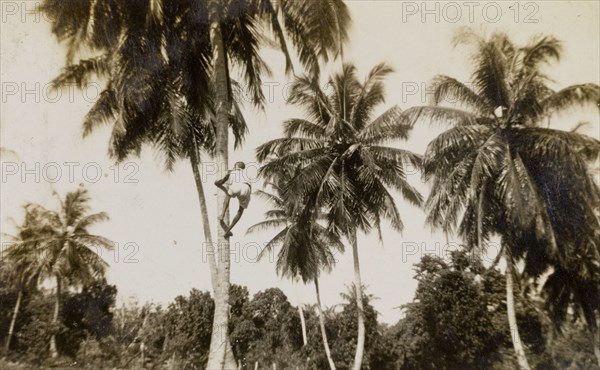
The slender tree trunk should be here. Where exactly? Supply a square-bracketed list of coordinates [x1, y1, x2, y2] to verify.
[190, 151, 219, 292]
[592, 329, 600, 367]
[5, 288, 22, 353]
[350, 228, 365, 370]
[315, 279, 336, 370]
[477, 184, 485, 254]
[141, 342, 146, 365]
[207, 2, 236, 369]
[298, 304, 307, 346]
[505, 254, 531, 370]
[50, 276, 61, 358]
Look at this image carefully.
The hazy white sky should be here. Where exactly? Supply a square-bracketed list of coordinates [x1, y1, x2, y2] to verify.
[1, 1, 599, 323]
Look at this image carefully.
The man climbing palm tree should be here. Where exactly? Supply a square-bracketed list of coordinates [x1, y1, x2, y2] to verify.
[215, 161, 252, 237]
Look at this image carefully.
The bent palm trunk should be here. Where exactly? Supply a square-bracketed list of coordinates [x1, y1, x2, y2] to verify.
[506, 255, 531, 370]
[50, 276, 61, 358]
[207, 2, 236, 369]
[350, 228, 365, 370]
[5, 288, 22, 353]
[315, 279, 336, 370]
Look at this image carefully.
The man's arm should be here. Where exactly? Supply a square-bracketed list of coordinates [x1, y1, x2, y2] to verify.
[214, 171, 231, 186]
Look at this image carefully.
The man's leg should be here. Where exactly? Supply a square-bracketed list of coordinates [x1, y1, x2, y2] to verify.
[224, 207, 244, 237]
[219, 194, 232, 234]
[215, 175, 231, 223]
[219, 194, 231, 222]
[215, 178, 225, 189]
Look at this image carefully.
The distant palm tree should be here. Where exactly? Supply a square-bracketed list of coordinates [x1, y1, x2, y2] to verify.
[258, 63, 422, 370]
[5, 188, 114, 358]
[404, 29, 600, 369]
[247, 169, 343, 370]
[1, 205, 46, 353]
[40, 1, 350, 366]
[339, 283, 374, 308]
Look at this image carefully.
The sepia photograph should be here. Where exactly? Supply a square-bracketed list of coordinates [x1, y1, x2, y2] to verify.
[0, 1, 599, 369]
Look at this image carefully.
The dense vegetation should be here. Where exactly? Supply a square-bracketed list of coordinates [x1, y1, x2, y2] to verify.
[2, 250, 598, 369]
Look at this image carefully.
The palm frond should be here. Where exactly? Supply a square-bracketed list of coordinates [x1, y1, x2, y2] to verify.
[468, 132, 505, 192]
[425, 153, 476, 232]
[431, 75, 490, 115]
[258, 227, 289, 261]
[73, 211, 110, 232]
[538, 84, 600, 118]
[351, 62, 394, 129]
[246, 219, 288, 235]
[516, 127, 600, 165]
[358, 105, 413, 143]
[402, 106, 484, 128]
[423, 124, 492, 180]
[256, 137, 325, 162]
[254, 189, 284, 208]
[73, 234, 115, 251]
[283, 118, 327, 140]
[286, 74, 333, 124]
[83, 87, 118, 137]
[521, 35, 562, 70]
[278, 0, 350, 76]
[52, 54, 111, 89]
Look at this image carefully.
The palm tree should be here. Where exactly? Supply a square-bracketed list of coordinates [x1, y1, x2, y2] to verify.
[40, 0, 241, 303]
[40, 2, 350, 366]
[257, 63, 423, 370]
[6, 188, 114, 358]
[1, 205, 47, 353]
[404, 29, 600, 369]
[247, 171, 343, 370]
[204, 2, 350, 366]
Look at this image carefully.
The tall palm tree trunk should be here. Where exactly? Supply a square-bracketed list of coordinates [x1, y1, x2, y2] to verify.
[505, 254, 531, 370]
[190, 149, 219, 292]
[49, 275, 61, 358]
[4, 288, 22, 353]
[207, 2, 236, 369]
[315, 279, 336, 370]
[350, 228, 365, 370]
[298, 304, 307, 346]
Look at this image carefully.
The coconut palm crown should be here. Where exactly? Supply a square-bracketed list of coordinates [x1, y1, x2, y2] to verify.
[403, 29, 600, 274]
[258, 63, 423, 237]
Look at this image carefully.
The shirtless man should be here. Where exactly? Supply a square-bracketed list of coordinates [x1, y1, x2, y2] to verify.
[214, 161, 251, 238]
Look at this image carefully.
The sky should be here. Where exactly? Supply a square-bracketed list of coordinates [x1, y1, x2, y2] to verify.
[1, 1, 599, 324]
